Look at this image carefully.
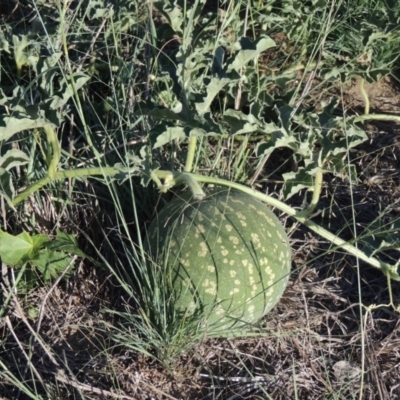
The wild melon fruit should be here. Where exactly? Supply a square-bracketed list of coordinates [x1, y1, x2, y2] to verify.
[145, 188, 291, 335]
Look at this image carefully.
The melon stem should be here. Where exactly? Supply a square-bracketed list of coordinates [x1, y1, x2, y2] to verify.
[184, 136, 197, 173]
[302, 170, 323, 217]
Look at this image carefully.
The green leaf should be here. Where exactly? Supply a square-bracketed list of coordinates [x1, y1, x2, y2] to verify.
[256, 128, 297, 157]
[195, 77, 231, 115]
[154, 1, 184, 34]
[152, 126, 187, 149]
[49, 73, 90, 109]
[282, 167, 314, 200]
[227, 36, 276, 72]
[0, 230, 49, 266]
[0, 114, 52, 142]
[0, 149, 29, 170]
[32, 249, 73, 282]
[117, 146, 161, 187]
[0, 31, 10, 53]
[223, 109, 263, 135]
[147, 102, 190, 122]
[13, 34, 30, 70]
[0, 168, 15, 204]
[360, 218, 400, 259]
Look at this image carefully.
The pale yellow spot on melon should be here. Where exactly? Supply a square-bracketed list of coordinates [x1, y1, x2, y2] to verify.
[267, 231, 272, 238]
[235, 249, 243, 255]
[251, 233, 260, 244]
[266, 287, 274, 297]
[170, 240, 176, 247]
[221, 249, 229, 256]
[217, 236, 222, 244]
[204, 280, 217, 295]
[267, 218, 276, 227]
[223, 258, 228, 264]
[197, 213, 204, 222]
[277, 231, 283, 240]
[236, 212, 246, 220]
[225, 224, 233, 232]
[248, 305, 255, 313]
[231, 198, 245, 205]
[249, 204, 257, 210]
[196, 225, 206, 234]
[221, 202, 234, 212]
[260, 257, 267, 266]
[230, 270, 237, 278]
[229, 260, 235, 266]
[179, 258, 190, 267]
[229, 288, 240, 295]
[239, 220, 247, 227]
[198, 241, 208, 257]
[207, 265, 215, 272]
[215, 304, 225, 316]
[234, 279, 240, 285]
[229, 236, 240, 245]
[248, 264, 254, 274]
[265, 266, 272, 275]
[242, 259, 248, 267]
[249, 276, 255, 285]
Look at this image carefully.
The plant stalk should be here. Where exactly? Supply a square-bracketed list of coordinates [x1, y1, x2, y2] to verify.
[184, 136, 197, 173]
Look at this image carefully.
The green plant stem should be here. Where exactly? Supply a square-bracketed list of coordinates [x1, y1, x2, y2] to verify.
[303, 170, 323, 216]
[12, 167, 120, 207]
[154, 170, 399, 280]
[353, 114, 400, 123]
[358, 78, 370, 115]
[43, 125, 61, 179]
[184, 136, 197, 173]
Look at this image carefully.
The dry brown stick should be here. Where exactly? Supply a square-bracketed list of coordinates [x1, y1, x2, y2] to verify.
[291, 337, 333, 394]
[55, 369, 136, 400]
[55, 368, 180, 400]
[36, 256, 77, 334]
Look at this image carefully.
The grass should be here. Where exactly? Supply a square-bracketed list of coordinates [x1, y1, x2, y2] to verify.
[1, 0, 400, 398]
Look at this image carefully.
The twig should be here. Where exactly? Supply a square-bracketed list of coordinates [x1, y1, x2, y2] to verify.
[36, 256, 77, 334]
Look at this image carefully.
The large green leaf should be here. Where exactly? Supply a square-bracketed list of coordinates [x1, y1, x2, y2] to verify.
[152, 126, 187, 149]
[0, 149, 29, 170]
[195, 77, 231, 115]
[227, 36, 276, 72]
[282, 167, 315, 200]
[0, 230, 48, 266]
[32, 249, 72, 282]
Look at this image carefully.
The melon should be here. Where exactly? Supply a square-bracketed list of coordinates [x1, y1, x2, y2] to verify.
[145, 188, 291, 335]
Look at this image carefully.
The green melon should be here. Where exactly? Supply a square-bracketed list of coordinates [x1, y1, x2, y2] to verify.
[145, 188, 291, 334]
